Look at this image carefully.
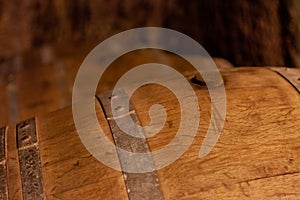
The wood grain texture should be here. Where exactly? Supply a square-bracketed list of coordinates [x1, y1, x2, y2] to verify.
[6, 126, 23, 200]
[16, 66, 299, 199]
[130, 67, 300, 199]
[36, 101, 128, 199]
[97, 49, 234, 94]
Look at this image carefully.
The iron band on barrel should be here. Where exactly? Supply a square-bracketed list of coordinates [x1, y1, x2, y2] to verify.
[17, 118, 45, 200]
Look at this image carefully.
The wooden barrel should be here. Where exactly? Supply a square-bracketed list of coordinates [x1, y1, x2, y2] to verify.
[2, 66, 300, 199]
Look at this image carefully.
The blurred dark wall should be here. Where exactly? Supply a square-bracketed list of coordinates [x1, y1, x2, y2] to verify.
[1, 0, 300, 66]
[0, 0, 199, 58]
[198, 0, 300, 66]
[198, 0, 284, 66]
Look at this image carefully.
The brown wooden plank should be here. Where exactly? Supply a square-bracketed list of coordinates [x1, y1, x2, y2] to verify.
[46, 179, 129, 200]
[150, 97, 300, 199]
[175, 172, 300, 199]
[128, 67, 300, 199]
[6, 126, 23, 200]
[36, 101, 128, 199]
[16, 65, 299, 199]
[96, 49, 233, 93]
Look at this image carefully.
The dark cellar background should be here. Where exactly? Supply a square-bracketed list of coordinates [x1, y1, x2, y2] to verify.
[1, 0, 300, 66]
[0, 0, 300, 125]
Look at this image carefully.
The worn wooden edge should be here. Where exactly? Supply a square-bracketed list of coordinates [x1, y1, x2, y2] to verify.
[213, 57, 235, 69]
[268, 67, 300, 93]
[34, 102, 129, 199]
[16, 118, 45, 200]
[125, 66, 300, 199]
[0, 126, 8, 200]
[6, 125, 22, 200]
[5, 66, 296, 199]
[96, 89, 164, 200]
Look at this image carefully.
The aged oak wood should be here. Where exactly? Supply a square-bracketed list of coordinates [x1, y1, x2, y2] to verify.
[35, 102, 128, 199]
[4, 65, 299, 199]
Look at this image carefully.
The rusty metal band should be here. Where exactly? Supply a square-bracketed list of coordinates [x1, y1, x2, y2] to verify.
[0, 127, 8, 199]
[0, 127, 6, 163]
[269, 67, 300, 93]
[97, 89, 164, 200]
[17, 118, 45, 200]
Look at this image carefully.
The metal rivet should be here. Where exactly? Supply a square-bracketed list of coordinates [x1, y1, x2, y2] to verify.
[115, 106, 124, 112]
[109, 95, 118, 100]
